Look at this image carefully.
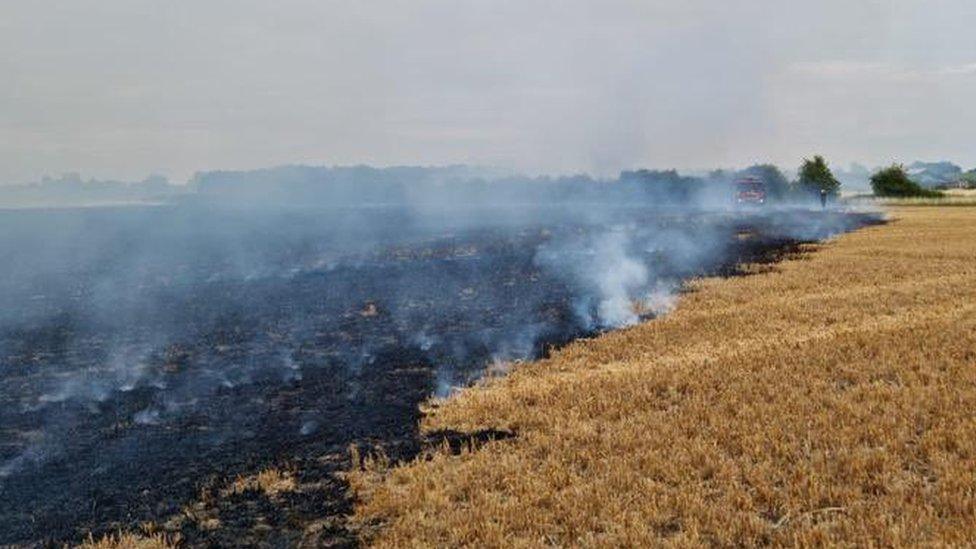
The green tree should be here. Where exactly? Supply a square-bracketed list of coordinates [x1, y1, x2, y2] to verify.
[798, 155, 841, 197]
[960, 169, 976, 189]
[870, 164, 943, 198]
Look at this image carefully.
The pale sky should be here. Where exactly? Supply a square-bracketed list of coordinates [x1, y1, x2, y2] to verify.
[2, 0, 975, 184]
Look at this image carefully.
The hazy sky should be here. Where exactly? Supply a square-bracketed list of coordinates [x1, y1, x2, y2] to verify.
[2, 0, 975, 183]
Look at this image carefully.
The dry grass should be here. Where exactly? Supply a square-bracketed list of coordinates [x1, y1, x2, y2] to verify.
[225, 467, 298, 497]
[78, 531, 179, 549]
[350, 207, 976, 547]
[865, 189, 976, 207]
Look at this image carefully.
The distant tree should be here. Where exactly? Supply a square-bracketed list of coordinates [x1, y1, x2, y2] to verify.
[618, 169, 703, 203]
[741, 164, 791, 201]
[798, 155, 841, 197]
[707, 169, 732, 181]
[139, 175, 170, 190]
[870, 165, 943, 198]
[960, 169, 976, 189]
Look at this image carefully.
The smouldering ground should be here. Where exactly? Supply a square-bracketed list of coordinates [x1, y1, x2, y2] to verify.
[350, 206, 976, 547]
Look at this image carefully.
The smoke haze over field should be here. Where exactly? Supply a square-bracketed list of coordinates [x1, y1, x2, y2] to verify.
[3, 0, 976, 183]
[0, 0, 950, 543]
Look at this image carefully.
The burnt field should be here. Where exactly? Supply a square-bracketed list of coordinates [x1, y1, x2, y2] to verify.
[0, 205, 879, 546]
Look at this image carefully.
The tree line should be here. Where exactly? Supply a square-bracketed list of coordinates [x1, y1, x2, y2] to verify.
[739, 156, 962, 200]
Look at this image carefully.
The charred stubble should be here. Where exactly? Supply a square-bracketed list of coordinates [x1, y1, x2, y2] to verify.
[0, 207, 878, 546]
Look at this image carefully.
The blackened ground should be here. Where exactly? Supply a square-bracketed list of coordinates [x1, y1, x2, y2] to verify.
[0, 208, 881, 547]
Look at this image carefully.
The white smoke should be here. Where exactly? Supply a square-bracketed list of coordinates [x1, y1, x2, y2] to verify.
[590, 229, 649, 327]
[536, 224, 680, 329]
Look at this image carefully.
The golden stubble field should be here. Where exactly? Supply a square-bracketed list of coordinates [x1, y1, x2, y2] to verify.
[350, 207, 976, 547]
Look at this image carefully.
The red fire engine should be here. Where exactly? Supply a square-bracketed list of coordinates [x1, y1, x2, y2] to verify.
[734, 176, 766, 205]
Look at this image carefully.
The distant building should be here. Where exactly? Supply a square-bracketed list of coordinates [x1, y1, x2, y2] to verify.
[907, 161, 963, 189]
